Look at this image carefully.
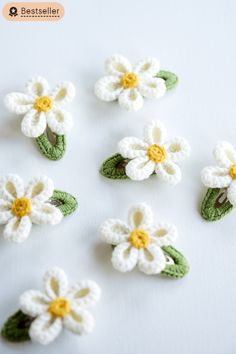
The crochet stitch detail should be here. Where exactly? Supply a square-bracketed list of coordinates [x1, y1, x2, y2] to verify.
[201, 188, 233, 221]
[12, 197, 32, 217]
[121, 72, 139, 89]
[35, 132, 66, 160]
[129, 229, 150, 249]
[49, 298, 71, 318]
[147, 144, 167, 163]
[34, 96, 53, 112]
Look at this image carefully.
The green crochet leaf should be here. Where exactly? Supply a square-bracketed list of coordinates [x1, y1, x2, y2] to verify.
[201, 188, 233, 221]
[100, 153, 129, 179]
[35, 128, 66, 161]
[161, 246, 189, 279]
[1, 310, 33, 342]
[50, 190, 78, 217]
[156, 70, 178, 90]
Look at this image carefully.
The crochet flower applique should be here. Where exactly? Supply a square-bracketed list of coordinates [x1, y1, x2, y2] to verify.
[201, 141, 236, 221]
[5, 76, 76, 160]
[94, 54, 178, 111]
[100, 203, 189, 278]
[0, 174, 77, 243]
[100, 120, 191, 184]
[1, 267, 101, 345]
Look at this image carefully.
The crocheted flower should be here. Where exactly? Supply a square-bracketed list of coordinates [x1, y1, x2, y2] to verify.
[100, 203, 178, 275]
[5, 76, 75, 138]
[19, 267, 101, 345]
[201, 141, 236, 206]
[94, 54, 166, 111]
[0, 174, 63, 243]
[118, 120, 190, 184]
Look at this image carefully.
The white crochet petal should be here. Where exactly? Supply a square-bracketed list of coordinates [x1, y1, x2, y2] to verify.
[156, 161, 182, 185]
[100, 219, 130, 245]
[164, 137, 191, 163]
[118, 88, 143, 111]
[111, 242, 139, 272]
[0, 174, 24, 202]
[143, 120, 167, 145]
[25, 76, 50, 98]
[227, 181, 236, 206]
[214, 141, 236, 168]
[133, 57, 160, 76]
[128, 203, 153, 229]
[138, 244, 166, 275]
[29, 313, 62, 345]
[63, 307, 95, 335]
[49, 81, 76, 105]
[94, 76, 123, 102]
[25, 176, 54, 202]
[3, 216, 32, 243]
[68, 280, 101, 309]
[125, 157, 155, 181]
[118, 137, 148, 159]
[150, 223, 178, 247]
[201, 166, 231, 188]
[43, 267, 68, 299]
[0, 199, 12, 224]
[21, 109, 47, 138]
[47, 109, 73, 135]
[105, 54, 132, 76]
[19, 290, 50, 317]
[139, 77, 166, 99]
[4, 93, 34, 114]
[30, 202, 63, 225]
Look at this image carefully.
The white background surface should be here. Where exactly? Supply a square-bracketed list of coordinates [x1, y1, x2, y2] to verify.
[0, 0, 236, 353]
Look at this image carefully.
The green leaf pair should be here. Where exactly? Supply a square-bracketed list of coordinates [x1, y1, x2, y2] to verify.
[201, 188, 233, 221]
[35, 128, 66, 161]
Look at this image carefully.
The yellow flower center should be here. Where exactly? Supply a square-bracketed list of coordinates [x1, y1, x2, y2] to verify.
[147, 144, 167, 163]
[11, 197, 32, 217]
[34, 96, 53, 112]
[121, 72, 139, 89]
[129, 229, 150, 249]
[229, 164, 236, 179]
[49, 297, 71, 318]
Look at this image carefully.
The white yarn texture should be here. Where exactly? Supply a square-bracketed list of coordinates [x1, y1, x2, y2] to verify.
[19, 267, 101, 345]
[5, 76, 75, 138]
[201, 141, 236, 206]
[100, 203, 178, 275]
[118, 120, 191, 184]
[94, 54, 166, 111]
[0, 174, 63, 243]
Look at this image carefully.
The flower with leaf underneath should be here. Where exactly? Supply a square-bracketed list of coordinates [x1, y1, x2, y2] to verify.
[100, 203, 179, 275]
[17, 267, 101, 345]
[95, 54, 177, 111]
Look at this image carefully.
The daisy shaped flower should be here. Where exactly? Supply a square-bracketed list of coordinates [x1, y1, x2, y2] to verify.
[19, 267, 101, 345]
[118, 120, 190, 184]
[94, 54, 167, 111]
[0, 174, 63, 243]
[100, 203, 178, 275]
[5, 76, 75, 138]
[201, 141, 236, 206]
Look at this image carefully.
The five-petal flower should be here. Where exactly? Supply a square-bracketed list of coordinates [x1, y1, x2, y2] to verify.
[5, 76, 75, 138]
[100, 203, 178, 275]
[94, 54, 166, 111]
[118, 120, 190, 184]
[201, 141, 236, 206]
[0, 174, 63, 243]
[19, 267, 101, 345]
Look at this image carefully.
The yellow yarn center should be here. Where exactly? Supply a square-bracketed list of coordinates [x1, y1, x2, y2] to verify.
[129, 229, 150, 249]
[34, 96, 53, 112]
[49, 298, 71, 318]
[147, 144, 167, 163]
[11, 197, 32, 217]
[121, 72, 139, 89]
[229, 164, 236, 179]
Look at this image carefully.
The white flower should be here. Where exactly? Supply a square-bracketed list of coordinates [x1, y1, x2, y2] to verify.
[94, 54, 166, 111]
[19, 267, 101, 345]
[100, 203, 178, 275]
[201, 141, 236, 206]
[118, 120, 191, 184]
[0, 174, 63, 243]
[5, 76, 75, 138]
